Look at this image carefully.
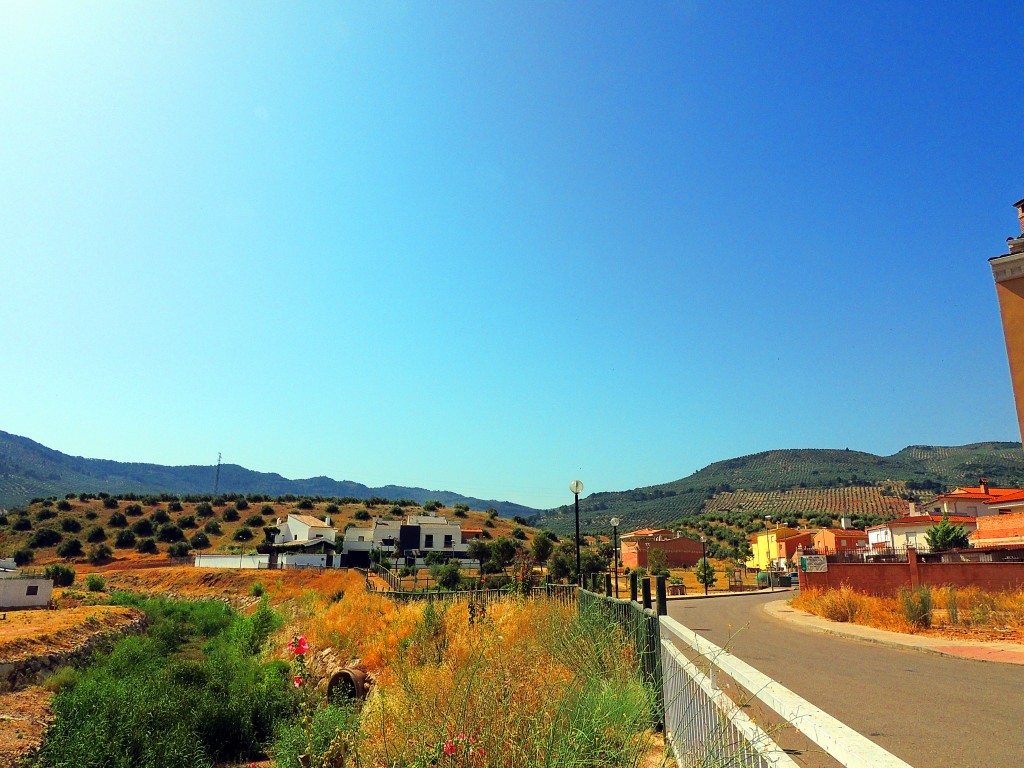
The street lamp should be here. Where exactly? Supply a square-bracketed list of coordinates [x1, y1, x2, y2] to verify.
[570, 480, 584, 586]
[610, 517, 620, 597]
[700, 535, 708, 596]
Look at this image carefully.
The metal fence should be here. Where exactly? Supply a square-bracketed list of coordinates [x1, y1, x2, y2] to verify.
[660, 616, 912, 768]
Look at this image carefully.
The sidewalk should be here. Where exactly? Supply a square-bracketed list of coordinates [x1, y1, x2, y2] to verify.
[764, 599, 1024, 665]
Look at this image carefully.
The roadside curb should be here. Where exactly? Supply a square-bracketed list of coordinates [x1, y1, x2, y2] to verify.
[763, 599, 1024, 665]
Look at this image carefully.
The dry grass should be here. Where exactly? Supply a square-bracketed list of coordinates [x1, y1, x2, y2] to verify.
[286, 574, 659, 767]
[0, 605, 142, 662]
[792, 585, 1024, 640]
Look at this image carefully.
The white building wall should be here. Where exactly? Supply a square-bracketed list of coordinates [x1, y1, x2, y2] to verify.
[194, 554, 269, 569]
[0, 578, 53, 609]
[279, 553, 341, 568]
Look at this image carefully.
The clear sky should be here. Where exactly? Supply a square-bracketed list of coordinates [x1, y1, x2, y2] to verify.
[1, 1, 1022, 510]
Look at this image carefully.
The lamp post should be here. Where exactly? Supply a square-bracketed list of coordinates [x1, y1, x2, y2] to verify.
[610, 517, 620, 597]
[764, 515, 773, 592]
[570, 480, 584, 586]
[700, 535, 708, 596]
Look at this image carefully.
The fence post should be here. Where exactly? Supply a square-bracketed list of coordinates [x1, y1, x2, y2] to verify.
[655, 575, 667, 616]
[630, 571, 638, 602]
[641, 577, 652, 610]
[908, 546, 920, 590]
[605, 573, 613, 597]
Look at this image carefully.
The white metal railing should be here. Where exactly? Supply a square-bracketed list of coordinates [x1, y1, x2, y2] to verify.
[660, 616, 912, 768]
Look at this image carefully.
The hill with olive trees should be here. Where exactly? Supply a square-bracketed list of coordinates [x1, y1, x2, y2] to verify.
[535, 443, 1024, 553]
[0, 430, 539, 518]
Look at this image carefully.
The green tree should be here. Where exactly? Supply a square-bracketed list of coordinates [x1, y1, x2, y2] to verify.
[647, 548, 670, 577]
[467, 539, 490, 575]
[530, 532, 554, 564]
[430, 560, 461, 589]
[925, 515, 970, 552]
[490, 537, 518, 572]
[694, 557, 716, 590]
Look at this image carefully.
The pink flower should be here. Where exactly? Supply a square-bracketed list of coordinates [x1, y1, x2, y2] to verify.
[443, 740, 457, 756]
[457, 733, 467, 742]
[289, 635, 309, 655]
[293, 675, 304, 688]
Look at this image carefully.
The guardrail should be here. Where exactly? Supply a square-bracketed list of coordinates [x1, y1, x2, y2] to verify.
[660, 616, 912, 768]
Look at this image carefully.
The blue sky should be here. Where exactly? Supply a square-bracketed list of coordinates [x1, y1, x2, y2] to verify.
[1, 1, 1021, 509]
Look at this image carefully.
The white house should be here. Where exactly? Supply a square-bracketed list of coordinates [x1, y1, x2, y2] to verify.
[273, 514, 337, 546]
[0, 569, 53, 609]
[866, 515, 977, 553]
[342, 512, 470, 567]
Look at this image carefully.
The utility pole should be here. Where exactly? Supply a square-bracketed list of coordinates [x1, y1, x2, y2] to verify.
[213, 452, 222, 495]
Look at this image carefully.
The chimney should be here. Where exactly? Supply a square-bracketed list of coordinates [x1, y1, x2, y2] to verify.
[1010, 199, 1024, 255]
[981, 477, 990, 495]
[840, 516, 851, 530]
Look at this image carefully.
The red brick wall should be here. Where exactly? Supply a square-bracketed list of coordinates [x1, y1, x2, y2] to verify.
[621, 537, 704, 568]
[799, 559, 1024, 595]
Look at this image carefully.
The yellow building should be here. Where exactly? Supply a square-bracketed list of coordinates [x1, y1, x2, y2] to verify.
[746, 527, 797, 570]
[989, 198, 1024, 442]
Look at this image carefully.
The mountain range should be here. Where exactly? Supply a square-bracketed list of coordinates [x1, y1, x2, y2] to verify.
[0, 430, 539, 517]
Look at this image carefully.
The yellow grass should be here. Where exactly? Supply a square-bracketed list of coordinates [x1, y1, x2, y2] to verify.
[792, 585, 1024, 638]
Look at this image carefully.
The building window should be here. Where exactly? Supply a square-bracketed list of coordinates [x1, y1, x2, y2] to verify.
[444, 535, 453, 548]
[26, 585, 38, 596]
[425, 534, 434, 548]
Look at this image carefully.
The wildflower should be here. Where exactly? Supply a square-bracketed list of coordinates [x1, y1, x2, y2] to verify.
[289, 635, 309, 655]
[293, 675, 304, 688]
[443, 740, 457, 756]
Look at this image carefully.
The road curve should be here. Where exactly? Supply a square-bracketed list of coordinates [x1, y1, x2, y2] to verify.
[666, 591, 1024, 768]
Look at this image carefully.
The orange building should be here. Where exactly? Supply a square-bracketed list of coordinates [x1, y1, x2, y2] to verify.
[619, 528, 704, 569]
[811, 528, 867, 553]
[989, 198, 1024, 441]
[970, 513, 1024, 547]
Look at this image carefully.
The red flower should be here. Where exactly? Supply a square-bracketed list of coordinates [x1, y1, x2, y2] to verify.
[289, 635, 309, 655]
[293, 675, 304, 688]
[443, 740, 456, 756]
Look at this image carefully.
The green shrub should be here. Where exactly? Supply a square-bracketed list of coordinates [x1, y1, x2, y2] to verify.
[131, 519, 153, 536]
[235, 499, 250, 511]
[30, 528, 62, 548]
[232, 527, 253, 542]
[13, 548, 34, 566]
[42, 665, 79, 693]
[244, 514, 265, 527]
[56, 499, 72, 512]
[222, 508, 240, 522]
[168, 542, 191, 558]
[196, 502, 214, 518]
[86, 525, 107, 543]
[35, 508, 57, 521]
[151, 509, 171, 525]
[114, 529, 137, 548]
[125, 503, 144, 517]
[158, 524, 185, 543]
[273, 704, 359, 768]
[103, 497, 119, 509]
[325, 503, 339, 515]
[84, 509, 98, 520]
[204, 520, 222, 535]
[261, 504, 275, 516]
[13, 517, 32, 531]
[85, 574, 106, 592]
[89, 544, 113, 564]
[178, 515, 197, 529]
[136, 537, 158, 554]
[61, 518, 82, 533]
[249, 581, 264, 597]
[297, 499, 314, 510]
[168, 501, 183, 513]
[899, 585, 933, 629]
[190, 532, 211, 549]
[354, 509, 371, 521]
[108, 511, 128, 527]
[57, 538, 83, 558]
[38, 597, 293, 768]
[45, 563, 76, 586]
[423, 500, 442, 511]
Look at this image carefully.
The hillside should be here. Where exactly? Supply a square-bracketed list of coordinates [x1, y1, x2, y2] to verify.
[0, 430, 538, 517]
[536, 443, 1024, 539]
[0, 495, 531, 570]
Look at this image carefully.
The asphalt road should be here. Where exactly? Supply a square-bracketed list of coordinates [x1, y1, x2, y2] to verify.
[666, 591, 1024, 768]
